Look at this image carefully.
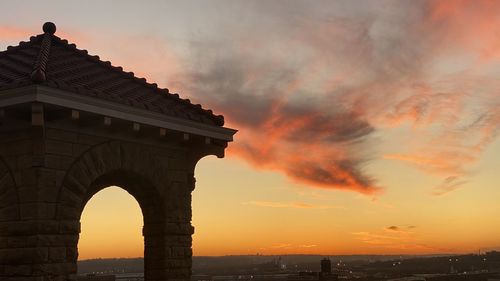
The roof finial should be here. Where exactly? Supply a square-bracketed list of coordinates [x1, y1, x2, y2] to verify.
[32, 23, 55, 82]
[42, 22, 56, 34]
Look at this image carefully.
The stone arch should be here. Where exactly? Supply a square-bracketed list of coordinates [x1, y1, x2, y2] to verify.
[55, 140, 166, 222]
[53, 140, 188, 281]
[79, 171, 165, 224]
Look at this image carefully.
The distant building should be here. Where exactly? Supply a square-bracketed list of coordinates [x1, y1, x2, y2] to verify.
[320, 259, 331, 274]
[288, 258, 338, 281]
[288, 272, 322, 281]
[256, 257, 287, 272]
[277, 256, 287, 270]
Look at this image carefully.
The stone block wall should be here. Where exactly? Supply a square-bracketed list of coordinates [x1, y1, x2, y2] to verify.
[0, 125, 206, 281]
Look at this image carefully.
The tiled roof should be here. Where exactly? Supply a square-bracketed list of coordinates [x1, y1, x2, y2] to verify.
[0, 22, 224, 127]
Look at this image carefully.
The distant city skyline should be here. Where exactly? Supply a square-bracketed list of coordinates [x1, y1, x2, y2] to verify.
[2, 0, 500, 259]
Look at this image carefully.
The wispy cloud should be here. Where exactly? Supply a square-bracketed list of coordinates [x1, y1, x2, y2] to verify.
[299, 244, 318, 248]
[261, 243, 318, 251]
[353, 225, 451, 252]
[385, 226, 400, 232]
[353, 231, 407, 246]
[385, 225, 416, 233]
[244, 201, 343, 210]
[432, 176, 468, 196]
[271, 243, 292, 249]
[353, 230, 424, 252]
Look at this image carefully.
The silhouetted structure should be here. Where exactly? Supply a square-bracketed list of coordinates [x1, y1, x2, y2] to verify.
[0, 22, 236, 281]
[288, 259, 337, 281]
[320, 258, 331, 274]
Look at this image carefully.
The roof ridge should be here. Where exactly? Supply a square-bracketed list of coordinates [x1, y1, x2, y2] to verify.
[0, 35, 40, 56]
[31, 22, 56, 82]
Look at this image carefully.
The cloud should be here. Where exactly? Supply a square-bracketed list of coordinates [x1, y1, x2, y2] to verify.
[387, 243, 451, 252]
[168, 1, 500, 195]
[353, 227, 449, 252]
[299, 244, 317, 248]
[385, 226, 400, 232]
[271, 243, 292, 249]
[243, 201, 343, 210]
[385, 225, 416, 233]
[353, 224, 455, 253]
[367, 1, 500, 195]
[5, 1, 499, 196]
[171, 5, 390, 194]
[352, 231, 406, 246]
[261, 243, 317, 251]
[384, 153, 468, 176]
[432, 176, 468, 196]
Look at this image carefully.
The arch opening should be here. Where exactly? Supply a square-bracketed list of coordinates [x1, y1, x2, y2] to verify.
[79, 186, 144, 262]
[62, 169, 167, 280]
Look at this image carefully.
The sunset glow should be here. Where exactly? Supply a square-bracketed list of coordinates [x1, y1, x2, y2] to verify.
[3, 0, 500, 259]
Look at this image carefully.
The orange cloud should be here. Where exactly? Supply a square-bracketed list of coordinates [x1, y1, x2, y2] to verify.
[352, 227, 445, 253]
[353, 231, 407, 246]
[383, 153, 472, 176]
[432, 176, 468, 196]
[299, 244, 317, 248]
[428, 0, 500, 62]
[244, 201, 343, 210]
[271, 243, 292, 249]
[214, 85, 380, 194]
[260, 243, 318, 252]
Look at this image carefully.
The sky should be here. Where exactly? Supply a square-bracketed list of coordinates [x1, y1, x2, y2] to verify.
[2, 0, 500, 259]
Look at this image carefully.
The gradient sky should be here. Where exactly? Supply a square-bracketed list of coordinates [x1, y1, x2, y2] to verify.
[2, 0, 500, 259]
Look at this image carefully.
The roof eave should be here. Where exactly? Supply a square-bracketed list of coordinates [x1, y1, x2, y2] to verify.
[0, 85, 237, 141]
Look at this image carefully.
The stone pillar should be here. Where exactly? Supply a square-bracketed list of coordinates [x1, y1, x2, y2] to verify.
[0, 129, 46, 279]
[142, 172, 195, 281]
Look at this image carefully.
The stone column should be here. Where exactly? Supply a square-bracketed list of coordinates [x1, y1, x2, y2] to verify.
[0, 125, 77, 281]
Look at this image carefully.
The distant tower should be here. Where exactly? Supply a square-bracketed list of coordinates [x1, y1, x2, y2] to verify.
[321, 258, 332, 274]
